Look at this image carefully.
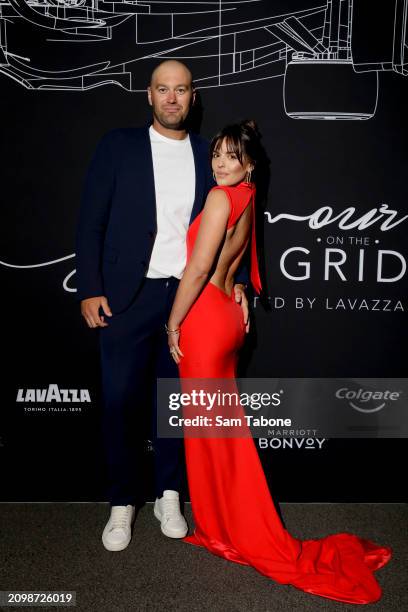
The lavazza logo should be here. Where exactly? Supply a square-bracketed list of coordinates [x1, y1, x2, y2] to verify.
[16, 384, 91, 413]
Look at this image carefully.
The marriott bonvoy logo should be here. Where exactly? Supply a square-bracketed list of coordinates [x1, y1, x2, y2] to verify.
[335, 387, 401, 413]
[16, 384, 91, 403]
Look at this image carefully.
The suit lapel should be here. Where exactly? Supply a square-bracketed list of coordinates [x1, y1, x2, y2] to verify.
[136, 124, 157, 227]
[189, 132, 206, 225]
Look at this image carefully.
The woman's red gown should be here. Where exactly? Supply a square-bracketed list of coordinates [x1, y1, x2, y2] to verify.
[178, 181, 392, 605]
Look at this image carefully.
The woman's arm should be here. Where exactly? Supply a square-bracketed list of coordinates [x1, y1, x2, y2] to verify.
[167, 189, 230, 337]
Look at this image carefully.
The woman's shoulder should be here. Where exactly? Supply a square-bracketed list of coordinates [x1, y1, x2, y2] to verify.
[204, 186, 233, 225]
[208, 185, 234, 208]
[209, 183, 237, 203]
[210, 182, 252, 207]
[206, 185, 232, 207]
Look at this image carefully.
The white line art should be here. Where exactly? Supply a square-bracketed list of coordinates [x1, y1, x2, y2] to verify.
[2, 202, 407, 295]
[1, 2, 407, 292]
[0, 1, 406, 120]
[0, 255, 77, 292]
[0, 254, 75, 268]
[263, 204, 408, 232]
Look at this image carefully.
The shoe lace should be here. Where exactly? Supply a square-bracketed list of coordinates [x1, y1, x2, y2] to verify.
[110, 507, 131, 530]
[162, 497, 179, 520]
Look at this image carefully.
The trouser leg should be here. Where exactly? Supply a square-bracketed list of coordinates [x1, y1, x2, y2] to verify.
[99, 281, 160, 507]
[152, 300, 185, 499]
[152, 277, 184, 497]
[99, 277, 185, 506]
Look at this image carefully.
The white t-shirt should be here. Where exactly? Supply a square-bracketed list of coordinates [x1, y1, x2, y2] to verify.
[147, 125, 195, 279]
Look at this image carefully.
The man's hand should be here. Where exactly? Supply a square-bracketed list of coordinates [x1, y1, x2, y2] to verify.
[234, 284, 250, 333]
[81, 296, 112, 328]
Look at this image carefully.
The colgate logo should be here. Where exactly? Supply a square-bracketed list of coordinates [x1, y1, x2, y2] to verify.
[335, 387, 401, 413]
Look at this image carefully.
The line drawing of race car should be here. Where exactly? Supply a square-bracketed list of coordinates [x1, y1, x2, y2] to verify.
[0, 0, 407, 120]
[1, 2, 407, 288]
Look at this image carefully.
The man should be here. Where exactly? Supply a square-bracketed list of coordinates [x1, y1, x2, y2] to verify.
[75, 60, 248, 551]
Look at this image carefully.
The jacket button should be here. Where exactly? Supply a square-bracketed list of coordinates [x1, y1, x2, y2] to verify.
[141, 260, 147, 267]
[148, 230, 154, 238]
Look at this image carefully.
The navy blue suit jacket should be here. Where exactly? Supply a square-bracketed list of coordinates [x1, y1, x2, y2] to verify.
[75, 125, 247, 313]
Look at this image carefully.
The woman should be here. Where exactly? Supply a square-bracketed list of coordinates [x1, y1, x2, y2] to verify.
[166, 120, 392, 605]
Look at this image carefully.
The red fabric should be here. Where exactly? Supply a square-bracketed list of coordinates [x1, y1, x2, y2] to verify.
[210, 181, 262, 294]
[178, 181, 392, 605]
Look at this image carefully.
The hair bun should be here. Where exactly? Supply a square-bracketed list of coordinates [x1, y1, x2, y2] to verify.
[240, 119, 261, 140]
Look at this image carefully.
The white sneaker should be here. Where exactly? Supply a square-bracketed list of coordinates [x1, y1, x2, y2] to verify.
[102, 504, 135, 551]
[154, 490, 188, 538]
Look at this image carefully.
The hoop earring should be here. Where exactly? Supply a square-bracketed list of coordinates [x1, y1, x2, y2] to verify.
[213, 171, 216, 181]
[245, 169, 252, 183]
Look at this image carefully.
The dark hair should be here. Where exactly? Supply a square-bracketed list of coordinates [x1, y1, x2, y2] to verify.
[209, 119, 263, 178]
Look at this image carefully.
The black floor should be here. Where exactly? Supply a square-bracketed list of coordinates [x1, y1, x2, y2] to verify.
[0, 503, 406, 612]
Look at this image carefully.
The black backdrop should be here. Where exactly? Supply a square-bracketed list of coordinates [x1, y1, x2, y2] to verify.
[0, 0, 407, 502]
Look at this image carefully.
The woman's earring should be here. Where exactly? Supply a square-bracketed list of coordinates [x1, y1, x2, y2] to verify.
[246, 169, 252, 183]
[213, 171, 216, 181]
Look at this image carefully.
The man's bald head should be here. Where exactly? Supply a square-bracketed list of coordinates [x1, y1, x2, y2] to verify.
[147, 60, 195, 134]
[150, 60, 193, 88]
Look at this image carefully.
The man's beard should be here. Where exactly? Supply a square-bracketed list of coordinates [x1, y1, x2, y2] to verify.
[153, 108, 186, 130]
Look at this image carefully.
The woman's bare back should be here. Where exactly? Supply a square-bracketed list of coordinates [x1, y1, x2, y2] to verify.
[209, 203, 252, 296]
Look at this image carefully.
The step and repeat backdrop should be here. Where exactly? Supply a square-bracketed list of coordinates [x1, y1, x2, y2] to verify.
[1, 1, 407, 502]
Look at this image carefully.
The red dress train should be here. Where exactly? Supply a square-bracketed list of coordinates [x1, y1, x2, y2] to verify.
[178, 181, 392, 605]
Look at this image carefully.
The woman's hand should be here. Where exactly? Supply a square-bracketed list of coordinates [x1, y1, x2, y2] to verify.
[234, 284, 250, 333]
[167, 325, 184, 364]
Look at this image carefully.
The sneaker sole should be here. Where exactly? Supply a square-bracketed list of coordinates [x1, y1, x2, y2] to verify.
[101, 534, 132, 551]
